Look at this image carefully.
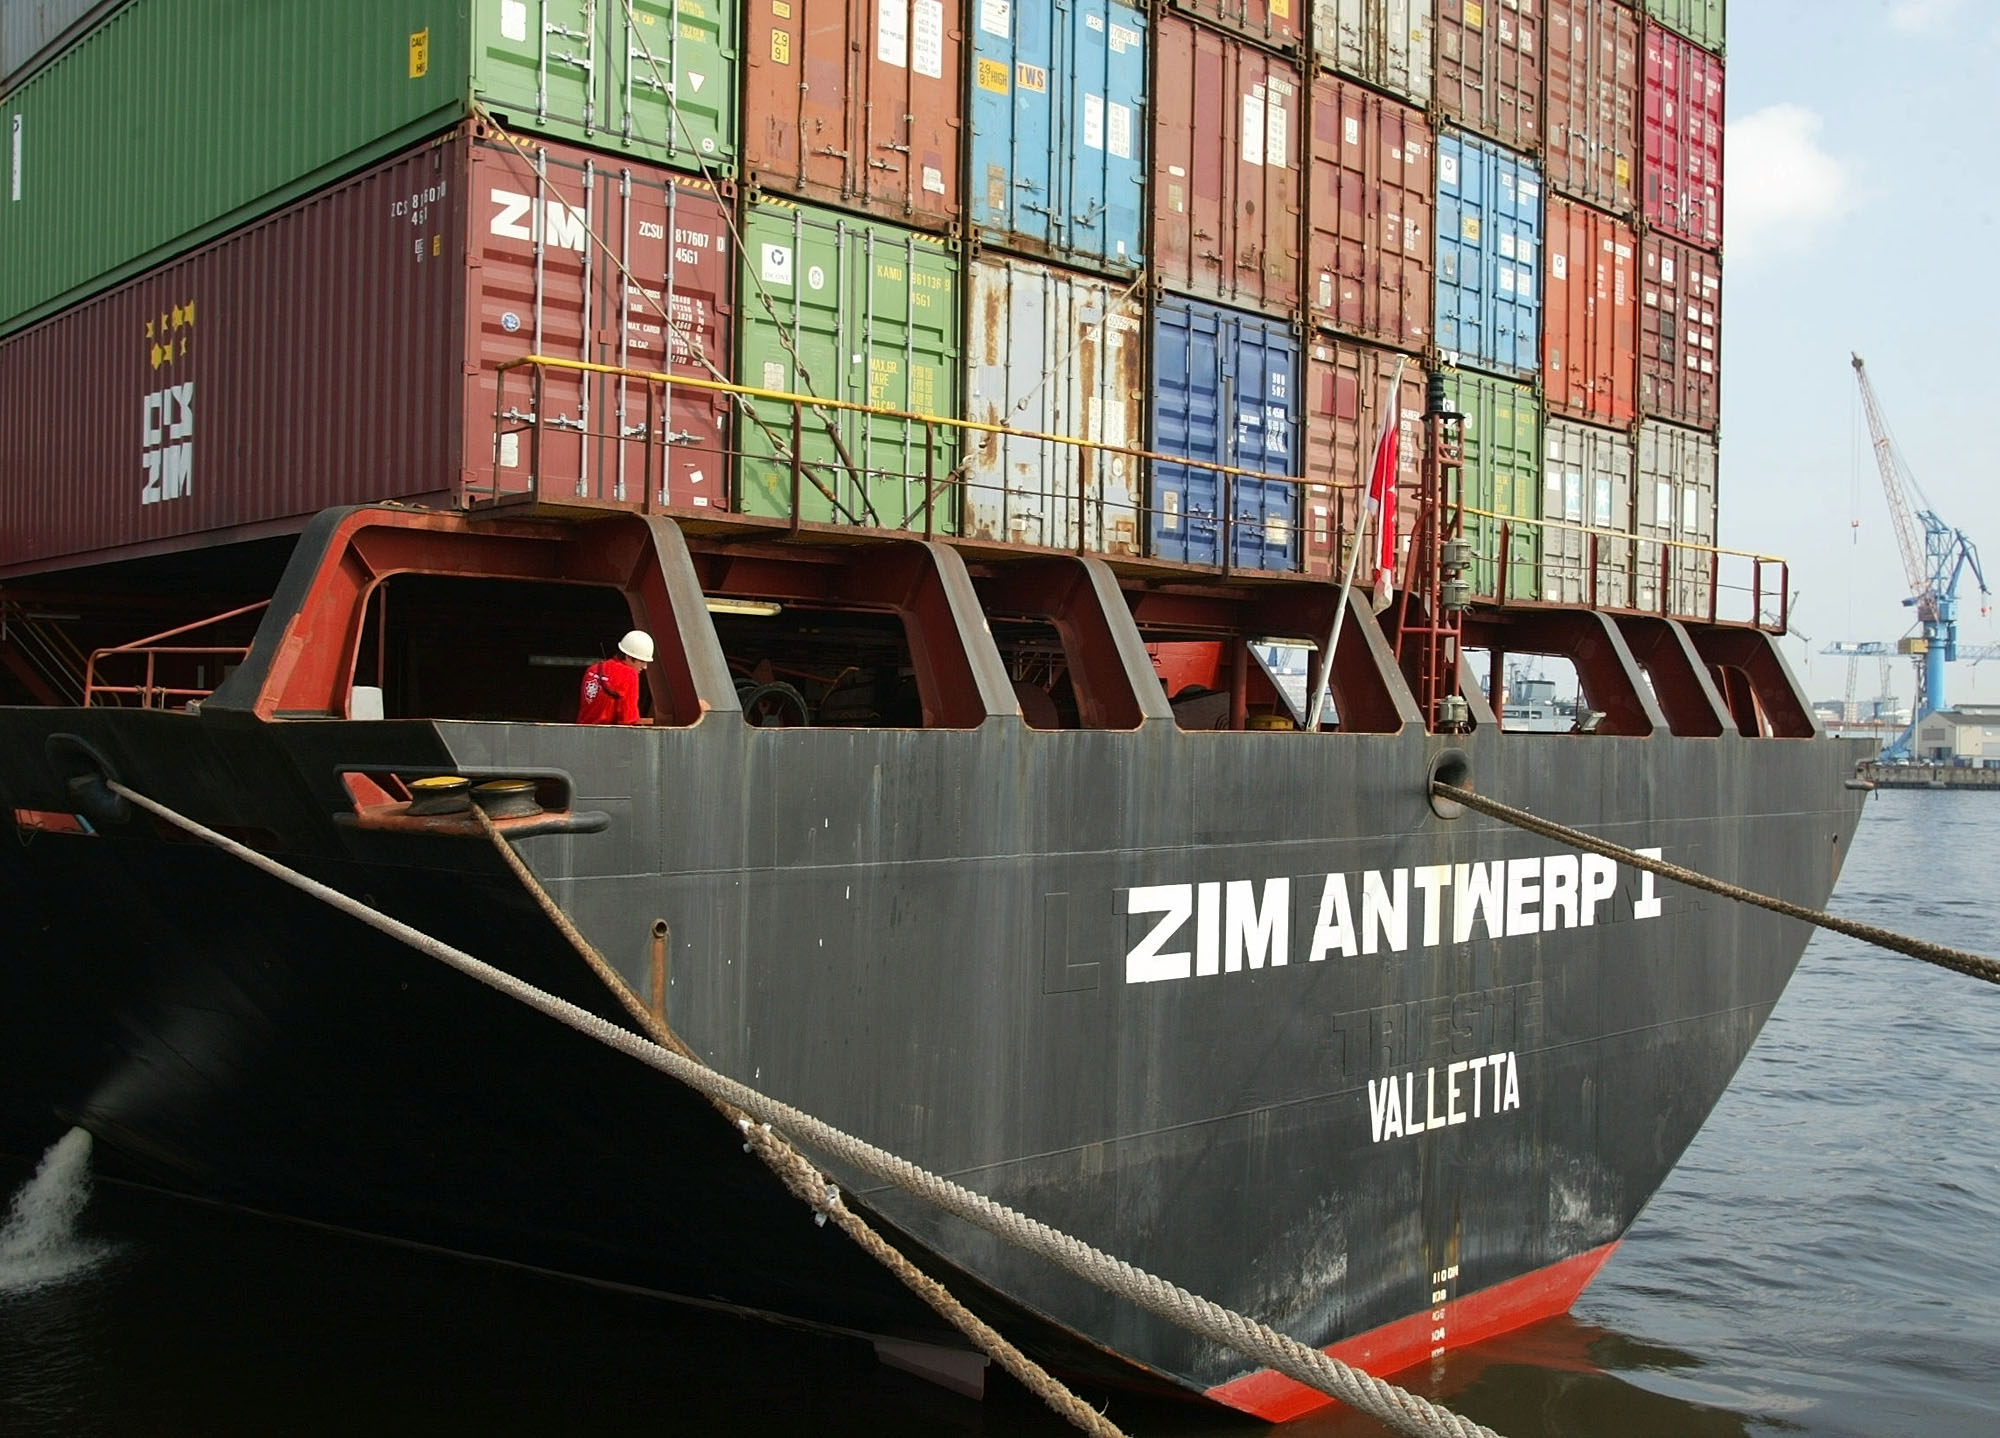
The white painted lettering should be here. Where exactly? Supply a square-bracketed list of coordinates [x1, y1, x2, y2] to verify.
[1447, 1060, 1468, 1124]
[1195, 881, 1221, 976]
[1634, 847, 1664, 919]
[543, 198, 586, 251]
[1307, 873, 1357, 961]
[1580, 853, 1617, 925]
[1425, 1066, 1446, 1131]
[1413, 864, 1452, 946]
[1505, 857, 1542, 937]
[1368, 1076, 1397, 1142]
[1453, 861, 1505, 942]
[1224, 877, 1289, 971]
[1503, 1051, 1521, 1110]
[1541, 853, 1579, 931]
[1361, 868, 1409, 954]
[141, 392, 164, 447]
[1123, 885, 1191, 984]
[1489, 1053, 1508, 1111]
[489, 188, 533, 241]
[1468, 1055, 1487, 1116]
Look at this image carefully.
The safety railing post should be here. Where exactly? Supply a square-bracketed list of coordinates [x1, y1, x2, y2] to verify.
[1499, 521, 1512, 605]
[1587, 529, 1599, 609]
[789, 402, 804, 537]
[529, 365, 545, 505]
[1220, 466, 1233, 577]
[923, 421, 936, 542]
[491, 364, 507, 504]
[643, 382, 659, 514]
[1708, 548, 1720, 624]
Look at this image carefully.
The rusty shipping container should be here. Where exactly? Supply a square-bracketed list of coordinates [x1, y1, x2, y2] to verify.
[0, 125, 735, 578]
[1543, 196, 1636, 426]
[1540, 416, 1633, 606]
[1311, 0, 1432, 108]
[1634, 418, 1717, 616]
[1301, 338, 1425, 581]
[742, 0, 962, 231]
[1543, 0, 1638, 214]
[1642, 20, 1723, 250]
[1153, 15, 1304, 317]
[1639, 231, 1719, 430]
[1434, 0, 1542, 155]
[1165, 0, 1305, 55]
[1307, 74, 1433, 352]
[963, 255, 1145, 555]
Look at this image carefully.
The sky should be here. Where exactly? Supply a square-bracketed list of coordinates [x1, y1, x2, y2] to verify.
[1721, 0, 2000, 706]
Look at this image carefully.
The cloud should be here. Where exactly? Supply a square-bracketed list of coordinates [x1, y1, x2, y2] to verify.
[1724, 105, 1857, 264]
[1887, 0, 1964, 32]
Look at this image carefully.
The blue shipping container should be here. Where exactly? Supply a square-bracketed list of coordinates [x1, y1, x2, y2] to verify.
[1150, 295, 1301, 571]
[1435, 132, 1543, 379]
[968, 0, 1147, 273]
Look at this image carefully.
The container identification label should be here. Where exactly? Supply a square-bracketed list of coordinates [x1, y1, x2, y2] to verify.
[9, 115, 19, 202]
[878, 0, 909, 68]
[911, 0, 944, 79]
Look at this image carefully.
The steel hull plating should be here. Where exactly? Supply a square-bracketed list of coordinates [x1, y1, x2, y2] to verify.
[0, 707, 1866, 1408]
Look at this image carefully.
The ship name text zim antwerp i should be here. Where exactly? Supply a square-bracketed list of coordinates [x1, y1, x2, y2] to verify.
[0, 0, 1868, 1422]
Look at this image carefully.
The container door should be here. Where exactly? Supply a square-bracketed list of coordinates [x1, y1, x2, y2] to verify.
[736, 202, 959, 531]
[1543, 0, 1637, 215]
[1448, 370, 1540, 599]
[1315, 0, 1432, 109]
[1307, 74, 1433, 351]
[1151, 297, 1226, 564]
[1435, 0, 1542, 153]
[1641, 23, 1723, 249]
[969, 0, 1057, 252]
[475, 0, 600, 140]
[1228, 316, 1302, 571]
[604, 0, 741, 173]
[1302, 340, 1421, 580]
[964, 256, 1142, 553]
[1435, 132, 1541, 378]
[1638, 233, 1718, 429]
[1064, 0, 1148, 270]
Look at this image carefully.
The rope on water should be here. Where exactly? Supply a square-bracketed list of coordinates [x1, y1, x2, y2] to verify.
[1433, 782, 2000, 987]
[469, 811, 1123, 1438]
[106, 781, 1501, 1438]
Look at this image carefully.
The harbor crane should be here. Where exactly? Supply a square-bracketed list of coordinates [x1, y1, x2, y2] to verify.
[1850, 353, 1991, 757]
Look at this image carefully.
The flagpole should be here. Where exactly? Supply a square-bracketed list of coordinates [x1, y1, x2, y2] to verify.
[1307, 354, 1408, 729]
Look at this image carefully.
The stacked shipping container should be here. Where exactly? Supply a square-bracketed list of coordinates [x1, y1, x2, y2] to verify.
[0, 0, 1728, 607]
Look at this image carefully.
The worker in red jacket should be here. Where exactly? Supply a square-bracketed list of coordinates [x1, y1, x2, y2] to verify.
[578, 630, 655, 725]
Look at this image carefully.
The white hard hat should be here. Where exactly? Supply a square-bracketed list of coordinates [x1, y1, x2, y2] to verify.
[618, 629, 656, 663]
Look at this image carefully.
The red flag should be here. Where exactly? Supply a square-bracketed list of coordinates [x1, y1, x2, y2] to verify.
[1365, 413, 1400, 611]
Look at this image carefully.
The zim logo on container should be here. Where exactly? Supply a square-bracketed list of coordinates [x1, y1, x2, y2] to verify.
[489, 189, 586, 252]
[140, 301, 196, 506]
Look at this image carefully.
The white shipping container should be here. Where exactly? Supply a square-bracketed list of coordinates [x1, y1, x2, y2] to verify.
[1541, 418, 1632, 606]
[1312, 0, 1432, 108]
[964, 255, 1144, 555]
[1634, 419, 1717, 618]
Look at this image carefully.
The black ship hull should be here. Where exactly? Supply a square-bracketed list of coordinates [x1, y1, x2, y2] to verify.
[0, 703, 1868, 1412]
[0, 506, 1871, 1417]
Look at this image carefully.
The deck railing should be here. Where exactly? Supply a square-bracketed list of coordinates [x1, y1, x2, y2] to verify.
[83, 602, 269, 709]
[485, 356, 1787, 632]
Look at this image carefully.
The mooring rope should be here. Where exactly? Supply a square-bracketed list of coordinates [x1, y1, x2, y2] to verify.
[1433, 782, 2000, 986]
[103, 781, 1499, 1438]
[468, 811, 1123, 1438]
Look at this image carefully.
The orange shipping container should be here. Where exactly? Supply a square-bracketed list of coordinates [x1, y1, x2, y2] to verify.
[1543, 197, 1636, 426]
[743, 0, 961, 231]
[1306, 74, 1433, 353]
[1153, 15, 1303, 317]
[1639, 231, 1719, 430]
[1434, 0, 1542, 155]
[1543, 0, 1638, 214]
[1301, 338, 1425, 581]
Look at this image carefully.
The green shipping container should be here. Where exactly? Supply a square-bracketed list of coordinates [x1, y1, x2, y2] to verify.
[1443, 370, 1541, 601]
[735, 199, 961, 534]
[1, 0, 737, 335]
[1642, 0, 1724, 54]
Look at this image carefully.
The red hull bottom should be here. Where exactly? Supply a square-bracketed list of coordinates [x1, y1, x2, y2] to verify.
[1206, 1241, 1623, 1421]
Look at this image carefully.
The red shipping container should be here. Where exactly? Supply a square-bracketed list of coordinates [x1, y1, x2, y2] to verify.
[1639, 231, 1719, 429]
[1306, 74, 1433, 353]
[0, 125, 734, 578]
[1434, 0, 1542, 155]
[742, 0, 962, 232]
[1641, 21, 1722, 250]
[1154, 15, 1304, 317]
[1301, 337, 1425, 580]
[1543, 197, 1637, 425]
[1165, 0, 1304, 54]
[1543, 0, 1638, 214]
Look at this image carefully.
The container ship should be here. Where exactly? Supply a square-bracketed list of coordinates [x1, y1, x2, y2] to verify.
[0, 0, 1867, 1420]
